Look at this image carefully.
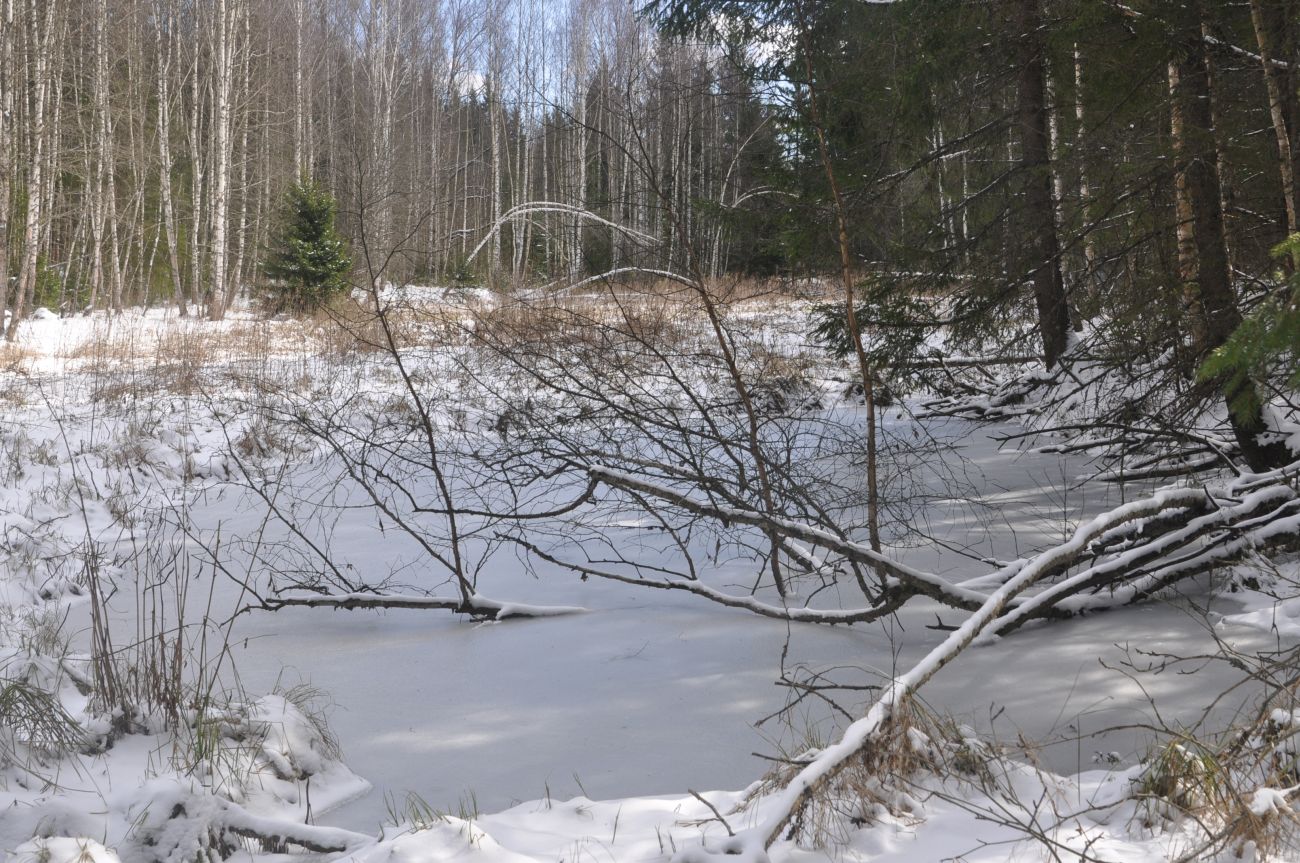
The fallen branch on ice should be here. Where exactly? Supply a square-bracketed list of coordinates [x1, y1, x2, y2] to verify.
[256, 591, 587, 620]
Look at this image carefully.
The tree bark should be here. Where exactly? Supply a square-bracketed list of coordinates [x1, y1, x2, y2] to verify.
[187, 32, 205, 313]
[208, 0, 235, 320]
[10, 0, 58, 340]
[154, 0, 187, 315]
[1169, 61, 1206, 359]
[1249, 0, 1300, 244]
[1014, 0, 1071, 369]
[1169, 1, 1289, 471]
[0, 0, 14, 332]
[1074, 45, 1097, 280]
[95, 0, 123, 313]
[293, 0, 306, 180]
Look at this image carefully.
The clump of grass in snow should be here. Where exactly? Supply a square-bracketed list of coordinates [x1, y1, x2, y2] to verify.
[0, 677, 84, 772]
[748, 697, 1005, 849]
[1125, 699, 1300, 860]
[273, 680, 343, 764]
[1134, 738, 1228, 824]
[0, 608, 86, 773]
[384, 790, 446, 832]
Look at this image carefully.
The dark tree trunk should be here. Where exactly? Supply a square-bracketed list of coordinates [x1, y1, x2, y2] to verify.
[1014, 0, 1071, 370]
[1169, 1, 1290, 472]
[1250, 0, 1300, 245]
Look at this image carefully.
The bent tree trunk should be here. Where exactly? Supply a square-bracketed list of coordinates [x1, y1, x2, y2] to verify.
[1014, 0, 1071, 370]
[1169, 1, 1289, 472]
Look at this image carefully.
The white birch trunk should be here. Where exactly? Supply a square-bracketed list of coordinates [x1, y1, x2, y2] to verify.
[0, 0, 12, 328]
[208, 0, 235, 320]
[11, 0, 58, 340]
[155, 0, 187, 315]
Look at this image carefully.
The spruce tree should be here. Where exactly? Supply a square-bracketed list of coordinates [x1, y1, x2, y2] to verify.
[1199, 235, 1300, 429]
[263, 180, 352, 313]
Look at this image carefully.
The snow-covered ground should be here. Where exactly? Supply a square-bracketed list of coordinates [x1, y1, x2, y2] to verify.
[1, 298, 1295, 862]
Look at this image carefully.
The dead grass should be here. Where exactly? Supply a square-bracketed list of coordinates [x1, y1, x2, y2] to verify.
[471, 289, 701, 357]
[0, 344, 37, 404]
[563, 274, 830, 306]
[1, 280, 818, 407]
[749, 699, 1003, 849]
[1127, 707, 1300, 860]
[0, 342, 37, 375]
[46, 309, 370, 399]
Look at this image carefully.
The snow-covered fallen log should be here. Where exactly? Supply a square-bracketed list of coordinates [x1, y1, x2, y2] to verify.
[741, 489, 1223, 855]
[578, 462, 1300, 632]
[218, 798, 371, 854]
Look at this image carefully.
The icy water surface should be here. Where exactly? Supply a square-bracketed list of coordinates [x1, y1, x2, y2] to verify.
[201, 415, 1277, 831]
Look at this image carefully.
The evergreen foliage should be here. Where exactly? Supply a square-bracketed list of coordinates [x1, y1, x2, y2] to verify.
[811, 284, 930, 370]
[32, 256, 65, 312]
[263, 181, 352, 313]
[1199, 236, 1300, 425]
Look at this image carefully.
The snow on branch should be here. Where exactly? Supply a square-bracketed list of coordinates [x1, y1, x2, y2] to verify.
[219, 800, 372, 854]
[550, 266, 701, 293]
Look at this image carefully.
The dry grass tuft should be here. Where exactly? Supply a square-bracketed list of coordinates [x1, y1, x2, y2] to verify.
[471, 290, 697, 357]
[1128, 709, 1300, 860]
[749, 699, 1002, 849]
[0, 342, 37, 376]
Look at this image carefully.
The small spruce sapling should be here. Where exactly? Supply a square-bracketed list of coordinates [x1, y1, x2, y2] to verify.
[811, 279, 930, 401]
[262, 180, 352, 313]
[1198, 234, 1300, 427]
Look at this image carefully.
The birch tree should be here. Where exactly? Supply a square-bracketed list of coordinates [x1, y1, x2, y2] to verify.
[9, 0, 60, 339]
[207, 0, 239, 320]
[0, 0, 14, 329]
[154, 0, 187, 315]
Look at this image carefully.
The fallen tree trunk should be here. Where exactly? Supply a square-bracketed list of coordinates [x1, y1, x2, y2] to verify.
[668, 488, 1218, 860]
[514, 537, 908, 625]
[579, 463, 1300, 636]
[657, 464, 1300, 858]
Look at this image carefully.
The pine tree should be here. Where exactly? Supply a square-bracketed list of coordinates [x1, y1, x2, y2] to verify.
[263, 180, 352, 313]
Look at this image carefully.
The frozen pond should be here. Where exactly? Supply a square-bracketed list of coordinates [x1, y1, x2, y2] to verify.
[199, 415, 1276, 832]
